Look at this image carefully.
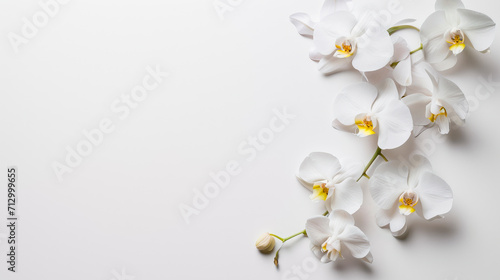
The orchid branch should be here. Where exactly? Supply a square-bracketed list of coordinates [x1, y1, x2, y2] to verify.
[270, 211, 328, 266]
[387, 25, 420, 35]
[390, 44, 425, 68]
[357, 147, 388, 182]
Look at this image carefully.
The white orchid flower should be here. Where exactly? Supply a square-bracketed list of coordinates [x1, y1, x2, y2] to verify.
[403, 71, 468, 135]
[420, 0, 496, 71]
[313, 9, 394, 74]
[370, 155, 453, 237]
[297, 152, 363, 214]
[305, 210, 372, 263]
[290, 0, 353, 61]
[332, 79, 413, 150]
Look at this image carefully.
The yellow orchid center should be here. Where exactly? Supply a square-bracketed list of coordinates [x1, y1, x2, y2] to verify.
[399, 191, 419, 215]
[321, 240, 342, 259]
[355, 115, 375, 136]
[311, 183, 329, 201]
[446, 31, 465, 55]
[334, 41, 355, 58]
[428, 107, 447, 122]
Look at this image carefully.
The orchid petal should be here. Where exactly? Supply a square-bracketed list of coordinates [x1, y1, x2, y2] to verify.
[457, 9, 496, 52]
[370, 161, 408, 209]
[299, 152, 342, 183]
[327, 178, 363, 214]
[314, 12, 358, 55]
[321, 0, 352, 19]
[432, 52, 458, 71]
[434, 76, 468, 120]
[329, 209, 355, 236]
[333, 82, 378, 125]
[420, 11, 453, 64]
[318, 55, 353, 74]
[309, 47, 324, 61]
[290, 13, 315, 37]
[403, 93, 432, 126]
[435, 0, 464, 25]
[406, 155, 433, 189]
[353, 28, 394, 72]
[393, 56, 413, 86]
[305, 216, 332, 246]
[332, 119, 357, 134]
[415, 172, 453, 220]
[337, 225, 371, 259]
[376, 99, 413, 149]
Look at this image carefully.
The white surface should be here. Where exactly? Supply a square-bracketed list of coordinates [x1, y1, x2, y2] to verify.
[0, 0, 499, 279]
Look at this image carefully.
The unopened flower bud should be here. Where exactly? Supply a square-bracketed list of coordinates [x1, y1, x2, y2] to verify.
[255, 232, 275, 253]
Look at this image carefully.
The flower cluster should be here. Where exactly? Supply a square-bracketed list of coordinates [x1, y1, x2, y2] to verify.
[256, 0, 495, 267]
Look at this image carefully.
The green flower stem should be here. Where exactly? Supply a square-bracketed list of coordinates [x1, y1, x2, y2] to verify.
[387, 25, 420, 35]
[270, 230, 307, 243]
[270, 230, 307, 267]
[357, 147, 388, 182]
[390, 44, 424, 68]
[410, 43, 423, 54]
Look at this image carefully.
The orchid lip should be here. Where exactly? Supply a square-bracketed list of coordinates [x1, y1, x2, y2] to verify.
[355, 113, 377, 136]
[428, 107, 447, 123]
[399, 190, 419, 215]
[446, 29, 466, 55]
[311, 182, 330, 201]
[334, 38, 356, 58]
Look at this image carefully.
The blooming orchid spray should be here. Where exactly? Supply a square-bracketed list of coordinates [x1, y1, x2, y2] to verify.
[256, 0, 495, 269]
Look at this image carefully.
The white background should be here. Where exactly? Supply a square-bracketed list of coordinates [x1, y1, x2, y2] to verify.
[0, 0, 499, 279]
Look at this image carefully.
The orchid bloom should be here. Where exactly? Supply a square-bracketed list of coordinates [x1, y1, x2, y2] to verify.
[332, 79, 413, 150]
[403, 71, 468, 135]
[370, 155, 453, 236]
[420, 0, 496, 71]
[290, 0, 353, 62]
[313, 10, 394, 74]
[297, 152, 363, 214]
[290, 0, 393, 74]
[306, 210, 372, 263]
